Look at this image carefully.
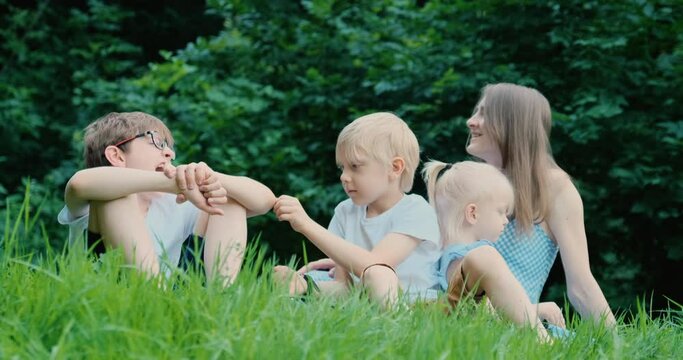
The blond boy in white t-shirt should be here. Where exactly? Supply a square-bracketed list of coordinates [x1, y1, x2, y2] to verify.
[273, 113, 441, 306]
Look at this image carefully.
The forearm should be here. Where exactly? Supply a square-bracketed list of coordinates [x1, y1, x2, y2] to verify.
[299, 221, 380, 277]
[569, 278, 616, 326]
[65, 167, 178, 216]
[217, 173, 275, 216]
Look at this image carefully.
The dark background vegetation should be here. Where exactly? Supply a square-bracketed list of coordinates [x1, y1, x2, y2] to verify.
[1, 0, 681, 314]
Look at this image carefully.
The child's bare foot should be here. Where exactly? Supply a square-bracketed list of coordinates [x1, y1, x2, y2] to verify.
[273, 265, 308, 296]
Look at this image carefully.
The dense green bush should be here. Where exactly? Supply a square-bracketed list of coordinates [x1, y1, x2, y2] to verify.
[1, 0, 681, 311]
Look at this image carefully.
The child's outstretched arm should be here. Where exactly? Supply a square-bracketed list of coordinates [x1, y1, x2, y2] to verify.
[274, 195, 419, 277]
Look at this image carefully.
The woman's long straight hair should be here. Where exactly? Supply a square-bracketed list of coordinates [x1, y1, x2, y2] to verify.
[479, 83, 558, 234]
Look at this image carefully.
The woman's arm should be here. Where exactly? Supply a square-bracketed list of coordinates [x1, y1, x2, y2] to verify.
[547, 176, 616, 326]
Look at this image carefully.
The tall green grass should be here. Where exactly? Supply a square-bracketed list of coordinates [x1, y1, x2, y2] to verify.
[1, 193, 681, 359]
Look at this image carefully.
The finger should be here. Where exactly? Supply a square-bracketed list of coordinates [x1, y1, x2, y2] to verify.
[175, 194, 187, 204]
[203, 188, 227, 199]
[185, 164, 196, 190]
[207, 196, 229, 205]
[195, 162, 207, 185]
[163, 163, 176, 179]
[199, 181, 221, 193]
[208, 196, 229, 205]
[202, 171, 218, 186]
[194, 198, 223, 216]
[296, 265, 309, 275]
[205, 206, 224, 216]
[277, 195, 293, 202]
[176, 165, 187, 190]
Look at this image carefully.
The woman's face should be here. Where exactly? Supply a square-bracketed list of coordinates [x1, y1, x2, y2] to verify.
[466, 98, 503, 168]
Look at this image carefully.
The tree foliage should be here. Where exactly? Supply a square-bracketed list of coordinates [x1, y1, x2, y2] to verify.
[1, 0, 681, 310]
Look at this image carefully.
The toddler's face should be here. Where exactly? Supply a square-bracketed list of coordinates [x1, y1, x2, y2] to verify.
[337, 154, 392, 206]
[473, 195, 510, 242]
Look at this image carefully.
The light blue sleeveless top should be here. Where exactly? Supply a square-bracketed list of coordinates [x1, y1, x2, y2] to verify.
[494, 219, 558, 303]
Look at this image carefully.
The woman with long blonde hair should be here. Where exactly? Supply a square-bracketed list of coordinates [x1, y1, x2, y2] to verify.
[462, 83, 615, 325]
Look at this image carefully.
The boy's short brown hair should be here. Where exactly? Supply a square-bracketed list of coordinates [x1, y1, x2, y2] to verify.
[84, 112, 174, 168]
[335, 112, 420, 192]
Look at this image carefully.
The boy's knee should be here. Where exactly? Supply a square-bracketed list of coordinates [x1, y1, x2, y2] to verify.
[216, 199, 247, 217]
[361, 264, 397, 287]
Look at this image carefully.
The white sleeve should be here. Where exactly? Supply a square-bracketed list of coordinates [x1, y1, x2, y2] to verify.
[57, 205, 89, 246]
[390, 197, 440, 249]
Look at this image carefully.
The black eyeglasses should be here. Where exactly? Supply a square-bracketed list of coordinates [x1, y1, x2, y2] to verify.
[112, 130, 170, 151]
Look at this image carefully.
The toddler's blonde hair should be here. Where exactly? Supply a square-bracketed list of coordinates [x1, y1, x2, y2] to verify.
[423, 160, 514, 244]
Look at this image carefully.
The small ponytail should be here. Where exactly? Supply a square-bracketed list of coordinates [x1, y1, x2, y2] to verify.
[422, 160, 450, 206]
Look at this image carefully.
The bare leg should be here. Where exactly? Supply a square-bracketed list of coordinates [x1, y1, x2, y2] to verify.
[361, 265, 399, 308]
[461, 246, 549, 341]
[92, 195, 160, 276]
[202, 199, 247, 287]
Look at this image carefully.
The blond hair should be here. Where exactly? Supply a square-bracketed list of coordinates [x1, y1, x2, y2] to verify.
[84, 112, 174, 168]
[472, 83, 558, 234]
[423, 160, 514, 245]
[336, 112, 420, 192]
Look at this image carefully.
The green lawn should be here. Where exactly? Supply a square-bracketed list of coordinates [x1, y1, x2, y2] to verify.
[1, 200, 681, 359]
[1, 245, 681, 359]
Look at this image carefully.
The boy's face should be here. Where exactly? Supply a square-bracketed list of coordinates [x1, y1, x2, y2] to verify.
[473, 195, 510, 242]
[118, 130, 175, 171]
[337, 154, 394, 206]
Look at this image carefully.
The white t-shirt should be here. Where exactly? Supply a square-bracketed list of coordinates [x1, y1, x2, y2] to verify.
[328, 194, 441, 293]
[57, 194, 200, 269]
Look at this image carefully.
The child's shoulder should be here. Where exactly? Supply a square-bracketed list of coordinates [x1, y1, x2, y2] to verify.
[397, 193, 432, 211]
[387, 194, 436, 221]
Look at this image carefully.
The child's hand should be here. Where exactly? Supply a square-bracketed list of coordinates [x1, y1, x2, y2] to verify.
[197, 170, 228, 206]
[174, 162, 213, 191]
[273, 195, 314, 233]
[538, 301, 566, 328]
[273, 265, 308, 296]
[296, 258, 336, 278]
[166, 162, 228, 208]
[181, 186, 225, 216]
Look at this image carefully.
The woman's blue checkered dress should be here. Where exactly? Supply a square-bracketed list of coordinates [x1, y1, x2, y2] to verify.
[494, 219, 558, 303]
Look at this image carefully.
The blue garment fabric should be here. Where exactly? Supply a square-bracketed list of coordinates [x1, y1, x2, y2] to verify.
[494, 219, 558, 303]
[434, 240, 495, 291]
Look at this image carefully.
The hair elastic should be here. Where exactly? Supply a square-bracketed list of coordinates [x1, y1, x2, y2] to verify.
[436, 163, 453, 181]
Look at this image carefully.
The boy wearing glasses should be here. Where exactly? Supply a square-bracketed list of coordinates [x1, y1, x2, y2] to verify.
[58, 112, 275, 285]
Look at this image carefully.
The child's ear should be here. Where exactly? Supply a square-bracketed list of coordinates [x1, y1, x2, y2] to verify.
[390, 157, 405, 178]
[464, 203, 478, 224]
[104, 145, 127, 167]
